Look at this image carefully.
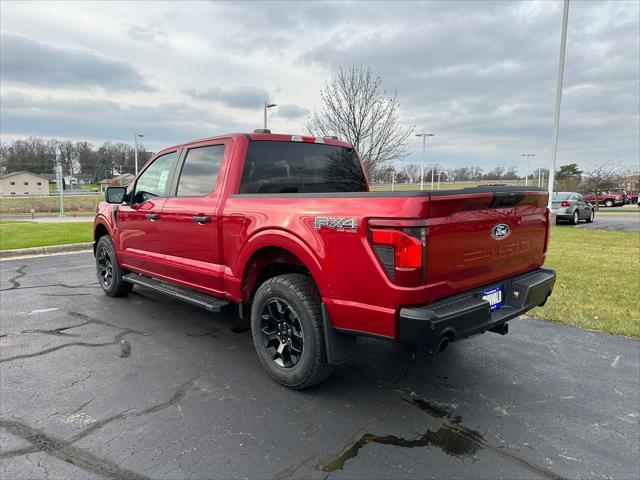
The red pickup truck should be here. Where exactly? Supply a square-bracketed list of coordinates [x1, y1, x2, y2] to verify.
[94, 131, 556, 388]
[583, 191, 624, 207]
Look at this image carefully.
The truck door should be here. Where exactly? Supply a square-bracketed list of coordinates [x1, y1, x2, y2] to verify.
[117, 150, 179, 277]
[160, 141, 228, 295]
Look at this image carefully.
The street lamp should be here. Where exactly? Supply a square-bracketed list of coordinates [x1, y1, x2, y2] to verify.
[264, 102, 277, 130]
[522, 153, 535, 186]
[134, 132, 144, 175]
[415, 133, 435, 190]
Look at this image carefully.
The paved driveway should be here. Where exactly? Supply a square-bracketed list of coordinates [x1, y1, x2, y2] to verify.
[1, 253, 638, 479]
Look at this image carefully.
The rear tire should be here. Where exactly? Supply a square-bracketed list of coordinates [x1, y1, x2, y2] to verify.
[586, 209, 594, 223]
[251, 273, 332, 389]
[95, 235, 133, 297]
[571, 210, 579, 225]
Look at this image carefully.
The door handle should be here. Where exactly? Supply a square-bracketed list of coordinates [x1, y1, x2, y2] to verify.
[145, 213, 159, 220]
[192, 215, 211, 223]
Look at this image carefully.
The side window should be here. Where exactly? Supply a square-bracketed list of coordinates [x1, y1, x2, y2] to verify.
[176, 144, 224, 197]
[134, 151, 178, 203]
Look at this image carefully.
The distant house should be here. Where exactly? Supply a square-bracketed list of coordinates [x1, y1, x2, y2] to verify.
[64, 174, 93, 186]
[99, 173, 135, 192]
[110, 173, 135, 187]
[0, 171, 50, 196]
[99, 179, 111, 192]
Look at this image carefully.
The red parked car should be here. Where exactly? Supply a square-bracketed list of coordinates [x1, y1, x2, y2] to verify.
[583, 191, 624, 207]
[94, 131, 556, 388]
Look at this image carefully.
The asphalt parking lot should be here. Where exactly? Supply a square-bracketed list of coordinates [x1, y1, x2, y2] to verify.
[556, 207, 640, 232]
[1, 253, 638, 480]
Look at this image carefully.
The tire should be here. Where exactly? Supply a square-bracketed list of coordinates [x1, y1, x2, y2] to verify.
[95, 235, 133, 297]
[251, 273, 332, 389]
[586, 209, 594, 223]
[571, 210, 579, 225]
[605, 199, 613, 207]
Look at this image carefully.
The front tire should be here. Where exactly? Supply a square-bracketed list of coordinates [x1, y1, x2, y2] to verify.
[605, 199, 614, 207]
[251, 274, 332, 389]
[95, 235, 133, 297]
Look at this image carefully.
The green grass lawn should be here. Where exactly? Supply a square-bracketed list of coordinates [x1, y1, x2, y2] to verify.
[0, 221, 93, 250]
[529, 227, 639, 338]
[0, 194, 102, 214]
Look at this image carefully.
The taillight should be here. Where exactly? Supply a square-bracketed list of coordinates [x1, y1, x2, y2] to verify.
[368, 219, 427, 287]
[561, 201, 571, 207]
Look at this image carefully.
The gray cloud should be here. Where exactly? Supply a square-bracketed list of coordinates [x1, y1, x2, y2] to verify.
[126, 23, 168, 46]
[0, 32, 150, 91]
[184, 86, 270, 109]
[0, 93, 251, 149]
[276, 104, 309, 119]
[0, 1, 637, 172]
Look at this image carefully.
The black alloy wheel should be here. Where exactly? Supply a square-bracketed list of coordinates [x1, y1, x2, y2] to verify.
[95, 235, 133, 297]
[97, 244, 114, 288]
[260, 298, 304, 368]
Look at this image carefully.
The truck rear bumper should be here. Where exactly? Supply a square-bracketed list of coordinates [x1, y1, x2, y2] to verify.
[398, 268, 556, 350]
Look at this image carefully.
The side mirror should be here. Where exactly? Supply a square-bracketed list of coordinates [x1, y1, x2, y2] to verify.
[105, 186, 127, 204]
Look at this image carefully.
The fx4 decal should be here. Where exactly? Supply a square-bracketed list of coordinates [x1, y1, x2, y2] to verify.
[314, 217, 357, 232]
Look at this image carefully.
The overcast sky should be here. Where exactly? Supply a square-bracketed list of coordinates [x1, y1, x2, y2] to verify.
[1, 0, 638, 173]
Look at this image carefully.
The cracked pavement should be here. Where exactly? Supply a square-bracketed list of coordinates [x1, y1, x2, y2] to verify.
[1, 253, 638, 479]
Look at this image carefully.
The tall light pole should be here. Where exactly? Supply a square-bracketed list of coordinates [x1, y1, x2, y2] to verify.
[415, 133, 434, 190]
[264, 102, 277, 130]
[134, 132, 144, 175]
[436, 171, 443, 190]
[548, 0, 570, 206]
[428, 163, 438, 190]
[522, 153, 535, 186]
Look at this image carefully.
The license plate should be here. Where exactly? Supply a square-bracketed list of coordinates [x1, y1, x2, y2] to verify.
[481, 286, 504, 311]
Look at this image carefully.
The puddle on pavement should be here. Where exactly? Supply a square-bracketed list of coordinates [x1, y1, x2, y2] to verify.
[322, 397, 483, 472]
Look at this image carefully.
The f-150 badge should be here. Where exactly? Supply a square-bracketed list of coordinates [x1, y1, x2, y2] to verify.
[315, 217, 357, 232]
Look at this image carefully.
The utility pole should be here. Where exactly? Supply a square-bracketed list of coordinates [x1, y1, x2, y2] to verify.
[391, 171, 395, 191]
[522, 153, 535, 186]
[264, 102, 277, 130]
[437, 171, 442, 190]
[55, 154, 64, 217]
[548, 0, 570, 206]
[415, 133, 434, 190]
[134, 132, 144, 175]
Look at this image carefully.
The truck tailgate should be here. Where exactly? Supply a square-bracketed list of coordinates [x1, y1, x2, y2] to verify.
[425, 188, 549, 298]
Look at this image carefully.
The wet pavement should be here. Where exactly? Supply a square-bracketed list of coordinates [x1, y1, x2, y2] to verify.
[1, 253, 638, 479]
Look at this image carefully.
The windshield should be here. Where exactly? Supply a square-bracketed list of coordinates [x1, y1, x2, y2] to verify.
[552, 193, 570, 201]
[239, 141, 367, 194]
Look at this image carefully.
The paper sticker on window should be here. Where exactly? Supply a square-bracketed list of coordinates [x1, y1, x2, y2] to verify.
[157, 170, 169, 190]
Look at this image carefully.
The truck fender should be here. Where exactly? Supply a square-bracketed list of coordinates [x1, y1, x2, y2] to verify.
[234, 228, 327, 297]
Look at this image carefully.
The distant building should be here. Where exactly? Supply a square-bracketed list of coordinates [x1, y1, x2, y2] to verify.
[99, 173, 135, 192]
[0, 171, 50, 196]
[64, 174, 93, 185]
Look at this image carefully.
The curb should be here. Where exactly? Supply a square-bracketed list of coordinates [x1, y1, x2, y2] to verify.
[0, 242, 93, 260]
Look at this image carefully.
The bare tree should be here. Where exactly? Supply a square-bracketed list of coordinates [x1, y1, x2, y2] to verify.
[582, 161, 622, 210]
[400, 162, 420, 183]
[305, 66, 414, 177]
[58, 140, 78, 179]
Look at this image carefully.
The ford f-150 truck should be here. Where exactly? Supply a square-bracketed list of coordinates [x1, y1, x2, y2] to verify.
[94, 131, 556, 389]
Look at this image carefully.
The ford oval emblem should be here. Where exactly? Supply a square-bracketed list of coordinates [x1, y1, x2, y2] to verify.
[491, 223, 511, 240]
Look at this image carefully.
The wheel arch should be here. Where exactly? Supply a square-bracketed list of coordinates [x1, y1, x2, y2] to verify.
[236, 230, 326, 302]
[93, 221, 110, 255]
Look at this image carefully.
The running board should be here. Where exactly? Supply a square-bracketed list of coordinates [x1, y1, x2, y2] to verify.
[123, 273, 229, 312]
